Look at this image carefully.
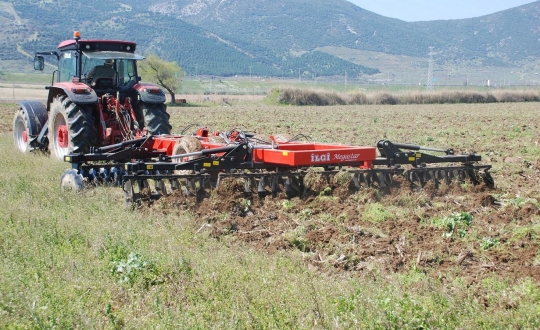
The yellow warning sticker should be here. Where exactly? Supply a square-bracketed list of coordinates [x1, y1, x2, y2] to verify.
[213, 160, 220, 166]
[203, 162, 211, 167]
[283, 151, 289, 156]
[416, 153, 422, 158]
[408, 157, 415, 162]
[147, 165, 154, 170]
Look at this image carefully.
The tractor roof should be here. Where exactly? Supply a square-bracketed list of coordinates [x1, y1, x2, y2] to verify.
[58, 39, 137, 53]
[83, 50, 144, 60]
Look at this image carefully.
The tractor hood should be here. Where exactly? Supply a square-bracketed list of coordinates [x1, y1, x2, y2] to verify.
[83, 51, 144, 60]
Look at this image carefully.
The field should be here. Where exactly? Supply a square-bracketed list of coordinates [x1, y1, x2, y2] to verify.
[1, 100, 540, 328]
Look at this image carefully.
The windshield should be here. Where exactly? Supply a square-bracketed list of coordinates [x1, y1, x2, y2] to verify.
[81, 54, 138, 87]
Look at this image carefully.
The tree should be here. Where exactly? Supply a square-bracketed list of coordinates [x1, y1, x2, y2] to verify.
[138, 54, 184, 105]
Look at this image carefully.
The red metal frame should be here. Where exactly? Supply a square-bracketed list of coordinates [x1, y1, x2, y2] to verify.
[253, 143, 376, 168]
[95, 95, 142, 146]
[147, 135, 377, 168]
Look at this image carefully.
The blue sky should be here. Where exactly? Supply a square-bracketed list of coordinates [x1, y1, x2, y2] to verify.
[346, 0, 537, 21]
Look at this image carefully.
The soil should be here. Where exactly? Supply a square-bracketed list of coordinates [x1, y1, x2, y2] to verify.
[146, 168, 540, 285]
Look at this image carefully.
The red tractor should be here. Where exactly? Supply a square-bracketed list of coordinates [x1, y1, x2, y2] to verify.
[13, 31, 171, 159]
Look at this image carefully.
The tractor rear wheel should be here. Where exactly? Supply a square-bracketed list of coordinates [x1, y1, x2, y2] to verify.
[48, 95, 96, 160]
[140, 102, 171, 135]
[13, 108, 30, 153]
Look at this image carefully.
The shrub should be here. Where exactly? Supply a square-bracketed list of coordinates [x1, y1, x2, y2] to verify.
[277, 88, 346, 106]
[272, 88, 538, 106]
[349, 92, 368, 105]
[372, 92, 398, 105]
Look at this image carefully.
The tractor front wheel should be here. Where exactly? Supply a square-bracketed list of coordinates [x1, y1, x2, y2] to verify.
[13, 108, 30, 153]
[48, 95, 96, 160]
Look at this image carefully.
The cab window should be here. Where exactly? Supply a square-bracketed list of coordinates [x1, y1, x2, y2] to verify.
[116, 59, 137, 86]
[59, 51, 76, 82]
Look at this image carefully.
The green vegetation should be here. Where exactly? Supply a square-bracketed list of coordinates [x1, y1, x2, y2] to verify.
[480, 237, 501, 250]
[139, 54, 184, 104]
[433, 212, 473, 239]
[362, 202, 393, 223]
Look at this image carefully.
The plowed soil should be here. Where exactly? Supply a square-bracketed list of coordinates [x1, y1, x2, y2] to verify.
[148, 171, 538, 285]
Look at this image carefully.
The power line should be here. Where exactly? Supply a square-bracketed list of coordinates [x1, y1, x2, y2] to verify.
[427, 46, 434, 90]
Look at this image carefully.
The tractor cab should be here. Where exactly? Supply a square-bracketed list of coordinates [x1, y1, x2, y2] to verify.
[34, 31, 143, 95]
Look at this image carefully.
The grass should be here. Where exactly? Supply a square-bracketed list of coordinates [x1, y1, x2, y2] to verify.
[0, 72, 51, 85]
[362, 202, 393, 223]
[1, 101, 540, 328]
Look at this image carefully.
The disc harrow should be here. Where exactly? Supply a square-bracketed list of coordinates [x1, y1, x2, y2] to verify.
[62, 131, 495, 205]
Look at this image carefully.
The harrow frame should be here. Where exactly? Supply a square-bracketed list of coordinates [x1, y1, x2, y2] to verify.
[63, 134, 494, 205]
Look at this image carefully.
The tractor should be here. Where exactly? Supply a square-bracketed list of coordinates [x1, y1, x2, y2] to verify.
[13, 31, 171, 159]
[11, 34, 495, 203]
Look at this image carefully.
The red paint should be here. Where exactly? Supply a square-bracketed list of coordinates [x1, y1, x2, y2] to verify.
[149, 135, 376, 168]
[253, 143, 376, 167]
[57, 125, 68, 148]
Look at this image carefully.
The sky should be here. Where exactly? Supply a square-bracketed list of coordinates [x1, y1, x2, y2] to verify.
[346, 0, 537, 21]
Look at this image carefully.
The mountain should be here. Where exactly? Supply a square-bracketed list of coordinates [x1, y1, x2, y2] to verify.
[0, 0, 538, 81]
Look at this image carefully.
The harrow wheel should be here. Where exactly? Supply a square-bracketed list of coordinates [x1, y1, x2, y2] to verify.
[60, 169, 84, 191]
[122, 174, 213, 206]
[48, 95, 96, 160]
[404, 166, 492, 188]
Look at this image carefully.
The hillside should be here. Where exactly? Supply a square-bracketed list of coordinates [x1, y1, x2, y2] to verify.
[0, 0, 538, 82]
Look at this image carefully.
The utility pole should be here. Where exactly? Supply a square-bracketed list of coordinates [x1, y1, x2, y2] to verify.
[427, 46, 434, 90]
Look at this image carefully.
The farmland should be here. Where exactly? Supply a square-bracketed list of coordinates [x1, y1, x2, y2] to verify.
[0, 100, 539, 328]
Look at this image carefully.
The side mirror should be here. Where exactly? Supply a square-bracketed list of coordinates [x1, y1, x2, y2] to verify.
[34, 55, 45, 71]
[136, 76, 142, 82]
